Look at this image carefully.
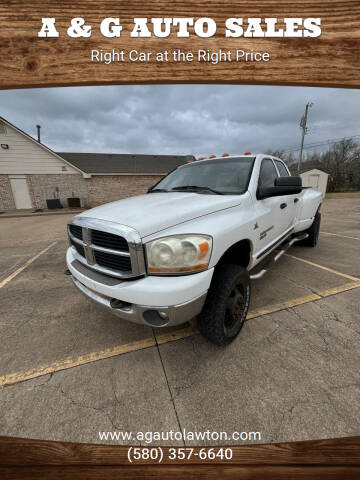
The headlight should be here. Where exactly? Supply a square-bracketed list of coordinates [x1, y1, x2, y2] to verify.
[146, 234, 212, 274]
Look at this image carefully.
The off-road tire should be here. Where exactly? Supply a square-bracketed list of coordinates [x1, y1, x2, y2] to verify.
[300, 211, 321, 247]
[197, 263, 251, 346]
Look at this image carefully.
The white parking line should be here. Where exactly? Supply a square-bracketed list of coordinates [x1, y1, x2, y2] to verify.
[285, 254, 360, 282]
[0, 242, 58, 289]
[320, 231, 360, 241]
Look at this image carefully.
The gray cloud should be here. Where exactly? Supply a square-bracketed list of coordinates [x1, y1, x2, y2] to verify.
[0, 85, 359, 157]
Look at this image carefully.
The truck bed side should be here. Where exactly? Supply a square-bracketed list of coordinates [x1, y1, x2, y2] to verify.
[294, 188, 322, 233]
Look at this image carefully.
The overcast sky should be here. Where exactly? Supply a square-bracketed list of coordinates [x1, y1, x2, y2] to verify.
[0, 85, 359, 157]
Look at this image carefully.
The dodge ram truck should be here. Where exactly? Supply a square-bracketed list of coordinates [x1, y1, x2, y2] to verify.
[66, 154, 322, 346]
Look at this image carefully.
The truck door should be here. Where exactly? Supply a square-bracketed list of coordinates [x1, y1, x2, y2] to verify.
[273, 159, 299, 232]
[255, 158, 296, 256]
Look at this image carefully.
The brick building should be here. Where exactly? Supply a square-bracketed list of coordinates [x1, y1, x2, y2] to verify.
[0, 117, 194, 211]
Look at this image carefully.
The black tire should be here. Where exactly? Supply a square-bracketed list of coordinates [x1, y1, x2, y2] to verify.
[300, 211, 321, 247]
[197, 263, 251, 346]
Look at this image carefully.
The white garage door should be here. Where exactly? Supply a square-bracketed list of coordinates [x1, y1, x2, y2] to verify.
[9, 176, 32, 209]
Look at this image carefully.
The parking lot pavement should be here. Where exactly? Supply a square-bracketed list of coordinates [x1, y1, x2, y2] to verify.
[0, 197, 359, 445]
[0, 348, 182, 445]
[0, 240, 154, 376]
[159, 287, 360, 445]
[0, 215, 75, 282]
[293, 197, 360, 278]
[321, 196, 360, 239]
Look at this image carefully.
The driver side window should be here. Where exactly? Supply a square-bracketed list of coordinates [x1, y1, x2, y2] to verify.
[259, 159, 278, 189]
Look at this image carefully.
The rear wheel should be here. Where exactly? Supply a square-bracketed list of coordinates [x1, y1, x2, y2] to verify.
[300, 211, 321, 247]
[197, 263, 251, 346]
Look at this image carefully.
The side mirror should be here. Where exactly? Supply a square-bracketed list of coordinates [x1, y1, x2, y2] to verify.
[275, 176, 302, 188]
[147, 186, 154, 193]
[258, 176, 302, 199]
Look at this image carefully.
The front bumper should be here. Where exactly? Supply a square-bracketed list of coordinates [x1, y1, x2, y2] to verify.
[66, 247, 213, 327]
[71, 275, 207, 327]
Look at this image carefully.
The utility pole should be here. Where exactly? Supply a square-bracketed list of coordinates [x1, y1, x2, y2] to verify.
[298, 102, 313, 173]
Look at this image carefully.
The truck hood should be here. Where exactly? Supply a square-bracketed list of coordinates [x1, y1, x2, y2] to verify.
[79, 192, 242, 237]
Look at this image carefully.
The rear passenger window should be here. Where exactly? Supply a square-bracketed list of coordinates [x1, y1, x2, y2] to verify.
[259, 159, 278, 189]
[275, 160, 290, 177]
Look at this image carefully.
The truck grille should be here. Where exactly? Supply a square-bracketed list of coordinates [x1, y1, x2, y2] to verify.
[94, 250, 132, 272]
[68, 219, 145, 279]
[70, 238, 85, 257]
[69, 224, 83, 241]
[91, 229, 129, 252]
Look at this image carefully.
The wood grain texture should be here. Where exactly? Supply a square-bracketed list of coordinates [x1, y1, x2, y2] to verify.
[0, 435, 359, 465]
[1, 465, 360, 480]
[0, 436, 359, 478]
[0, 1, 360, 89]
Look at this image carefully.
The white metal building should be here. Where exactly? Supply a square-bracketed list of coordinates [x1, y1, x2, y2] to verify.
[300, 169, 329, 198]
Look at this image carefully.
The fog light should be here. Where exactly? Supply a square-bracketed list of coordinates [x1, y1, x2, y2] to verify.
[143, 310, 169, 327]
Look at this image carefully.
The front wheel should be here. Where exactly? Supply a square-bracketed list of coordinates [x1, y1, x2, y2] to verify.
[197, 263, 251, 346]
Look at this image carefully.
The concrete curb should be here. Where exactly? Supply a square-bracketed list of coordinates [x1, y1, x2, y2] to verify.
[0, 210, 85, 219]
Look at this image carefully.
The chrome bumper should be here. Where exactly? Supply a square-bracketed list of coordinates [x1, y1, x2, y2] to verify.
[71, 276, 206, 327]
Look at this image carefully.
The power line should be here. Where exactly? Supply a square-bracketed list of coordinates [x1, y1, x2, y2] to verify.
[286, 135, 360, 153]
[272, 131, 360, 153]
[281, 133, 360, 154]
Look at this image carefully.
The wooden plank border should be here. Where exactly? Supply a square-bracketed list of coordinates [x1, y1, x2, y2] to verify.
[1, 2, 360, 478]
[1, 1, 360, 89]
[0, 435, 359, 465]
[0, 436, 359, 479]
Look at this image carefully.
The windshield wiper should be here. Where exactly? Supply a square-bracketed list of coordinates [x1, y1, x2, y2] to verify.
[171, 185, 224, 195]
[148, 188, 169, 193]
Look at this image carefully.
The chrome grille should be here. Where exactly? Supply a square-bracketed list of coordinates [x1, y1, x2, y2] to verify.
[67, 217, 145, 279]
[70, 238, 85, 257]
[91, 229, 129, 252]
[69, 224, 83, 241]
[94, 250, 132, 272]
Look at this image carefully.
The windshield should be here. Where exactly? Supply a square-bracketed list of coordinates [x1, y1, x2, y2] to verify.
[152, 156, 255, 195]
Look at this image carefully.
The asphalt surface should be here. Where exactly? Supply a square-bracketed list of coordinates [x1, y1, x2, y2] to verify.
[0, 196, 359, 445]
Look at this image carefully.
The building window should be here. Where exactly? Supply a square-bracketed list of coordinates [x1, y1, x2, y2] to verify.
[61, 166, 67, 171]
[0, 123, 6, 135]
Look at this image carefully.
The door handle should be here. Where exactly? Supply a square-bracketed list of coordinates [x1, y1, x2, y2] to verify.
[294, 198, 299, 203]
[280, 203, 287, 209]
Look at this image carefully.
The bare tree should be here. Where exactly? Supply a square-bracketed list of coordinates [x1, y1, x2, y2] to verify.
[267, 139, 360, 192]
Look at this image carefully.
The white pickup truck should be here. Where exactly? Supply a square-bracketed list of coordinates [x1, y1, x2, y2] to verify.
[66, 154, 322, 345]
